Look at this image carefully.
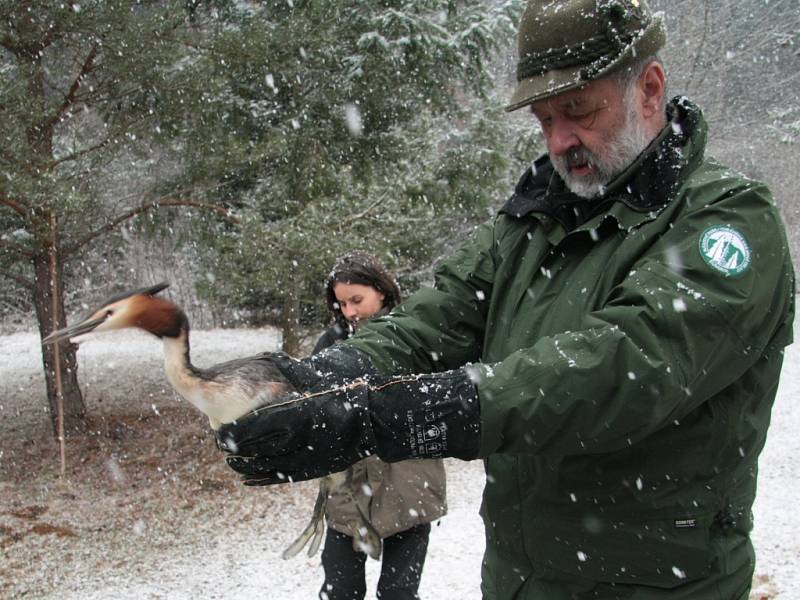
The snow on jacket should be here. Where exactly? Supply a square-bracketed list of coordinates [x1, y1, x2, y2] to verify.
[348, 98, 795, 595]
[314, 325, 447, 539]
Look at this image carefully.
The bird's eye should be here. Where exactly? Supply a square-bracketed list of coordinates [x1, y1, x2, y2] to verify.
[105, 310, 113, 317]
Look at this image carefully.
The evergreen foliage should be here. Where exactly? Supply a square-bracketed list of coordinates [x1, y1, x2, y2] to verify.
[0, 0, 225, 312]
[177, 0, 530, 338]
[0, 0, 235, 427]
[1, 1, 530, 339]
[0, 0, 533, 429]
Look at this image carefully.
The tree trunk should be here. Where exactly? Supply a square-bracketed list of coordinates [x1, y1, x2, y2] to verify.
[18, 43, 86, 436]
[279, 292, 302, 356]
[32, 251, 86, 436]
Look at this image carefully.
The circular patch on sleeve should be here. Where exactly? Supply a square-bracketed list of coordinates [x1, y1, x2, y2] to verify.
[699, 225, 752, 276]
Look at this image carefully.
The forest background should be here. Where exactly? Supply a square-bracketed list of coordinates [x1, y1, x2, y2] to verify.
[1, 0, 799, 436]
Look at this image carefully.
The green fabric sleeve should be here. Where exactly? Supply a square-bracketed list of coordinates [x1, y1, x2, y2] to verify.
[347, 217, 499, 374]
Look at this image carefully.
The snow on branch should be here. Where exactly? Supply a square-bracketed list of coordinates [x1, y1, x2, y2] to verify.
[62, 198, 238, 258]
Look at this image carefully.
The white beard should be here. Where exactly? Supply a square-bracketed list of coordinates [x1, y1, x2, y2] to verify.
[551, 91, 654, 199]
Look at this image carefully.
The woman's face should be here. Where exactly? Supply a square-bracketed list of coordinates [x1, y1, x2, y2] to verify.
[333, 282, 385, 328]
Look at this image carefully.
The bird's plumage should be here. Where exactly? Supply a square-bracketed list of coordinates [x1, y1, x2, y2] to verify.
[161, 331, 293, 429]
[43, 283, 293, 429]
[42, 282, 381, 560]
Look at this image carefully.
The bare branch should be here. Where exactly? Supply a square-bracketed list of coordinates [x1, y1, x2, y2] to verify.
[2, 0, 61, 58]
[339, 194, 389, 228]
[0, 34, 15, 53]
[0, 236, 36, 258]
[1, 197, 33, 221]
[0, 267, 34, 290]
[40, 44, 99, 138]
[62, 198, 239, 258]
[47, 138, 112, 169]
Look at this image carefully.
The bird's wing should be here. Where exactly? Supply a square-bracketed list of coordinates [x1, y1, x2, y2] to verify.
[191, 354, 297, 426]
[200, 354, 291, 389]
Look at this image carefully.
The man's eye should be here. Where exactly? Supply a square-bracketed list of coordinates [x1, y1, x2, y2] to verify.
[567, 109, 593, 120]
[568, 107, 601, 125]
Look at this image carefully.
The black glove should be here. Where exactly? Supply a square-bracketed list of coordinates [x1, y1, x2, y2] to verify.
[257, 344, 379, 393]
[216, 368, 480, 485]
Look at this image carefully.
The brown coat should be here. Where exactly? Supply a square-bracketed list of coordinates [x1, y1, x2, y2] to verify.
[313, 324, 447, 539]
[326, 455, 447, 539]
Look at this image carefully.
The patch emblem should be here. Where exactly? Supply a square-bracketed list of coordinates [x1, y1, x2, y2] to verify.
[699, 226, 752, 276]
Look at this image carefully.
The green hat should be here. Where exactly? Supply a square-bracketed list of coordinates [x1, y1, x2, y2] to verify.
[507, 0, 667, 112]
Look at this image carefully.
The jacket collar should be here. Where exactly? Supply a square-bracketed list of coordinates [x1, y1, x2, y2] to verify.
[500, 97, 707, 232]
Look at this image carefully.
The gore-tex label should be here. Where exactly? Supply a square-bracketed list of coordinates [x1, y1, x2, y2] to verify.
[674, 518, 697, 529]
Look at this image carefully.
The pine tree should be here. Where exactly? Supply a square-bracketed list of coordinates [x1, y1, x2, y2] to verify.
[0, 0, 232, 432]
[0, 0, 531, 433]
[177, 0, 528, 351]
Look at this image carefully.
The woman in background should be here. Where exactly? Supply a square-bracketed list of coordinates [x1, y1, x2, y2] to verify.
[315, 252, 447, 600]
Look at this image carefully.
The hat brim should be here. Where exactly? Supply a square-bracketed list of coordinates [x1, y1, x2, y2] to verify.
[505, 18, 667, 112]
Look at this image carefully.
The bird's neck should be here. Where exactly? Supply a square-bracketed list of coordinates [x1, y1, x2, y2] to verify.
[161, 327, 225, 429]
[162, 327, 199, 399]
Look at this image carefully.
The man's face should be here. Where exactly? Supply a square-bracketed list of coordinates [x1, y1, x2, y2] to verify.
[530, 75, 651, 199]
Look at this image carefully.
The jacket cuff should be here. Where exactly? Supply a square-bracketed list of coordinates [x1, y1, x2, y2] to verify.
[308, 344, 380, 387]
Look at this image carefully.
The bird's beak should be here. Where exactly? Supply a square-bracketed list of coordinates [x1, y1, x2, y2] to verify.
[42, 315, 108, 345]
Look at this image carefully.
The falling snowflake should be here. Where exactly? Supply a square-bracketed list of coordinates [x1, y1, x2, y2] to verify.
[672, 566, 687, 579]
[344, 103, 363, 136]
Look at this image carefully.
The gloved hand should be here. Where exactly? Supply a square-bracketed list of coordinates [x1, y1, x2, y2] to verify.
[255, 344, 379, 393]
[216, 368, 481, 485]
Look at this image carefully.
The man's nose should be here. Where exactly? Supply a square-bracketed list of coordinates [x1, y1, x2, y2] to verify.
[546, 120, 581, 157]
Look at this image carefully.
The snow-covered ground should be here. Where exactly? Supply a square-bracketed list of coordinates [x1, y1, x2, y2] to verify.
[0, 323, 798, 599]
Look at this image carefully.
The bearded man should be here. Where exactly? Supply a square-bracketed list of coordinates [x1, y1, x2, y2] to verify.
[218, 1, 795, 598]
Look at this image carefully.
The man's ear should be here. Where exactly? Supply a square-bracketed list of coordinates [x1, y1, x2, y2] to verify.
[639, 61, 666, 119]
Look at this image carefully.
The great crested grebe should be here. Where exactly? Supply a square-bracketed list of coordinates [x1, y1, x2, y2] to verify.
[42, 282, 381, 560]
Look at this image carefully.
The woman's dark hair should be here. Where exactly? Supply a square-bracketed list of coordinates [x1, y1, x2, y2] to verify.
[325, 251, 402, 331]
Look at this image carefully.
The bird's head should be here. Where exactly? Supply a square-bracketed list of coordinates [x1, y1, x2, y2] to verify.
[42, 282, 186, 345]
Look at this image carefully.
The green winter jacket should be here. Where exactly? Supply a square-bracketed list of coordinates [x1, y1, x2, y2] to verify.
[348, 99, 794, 597]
